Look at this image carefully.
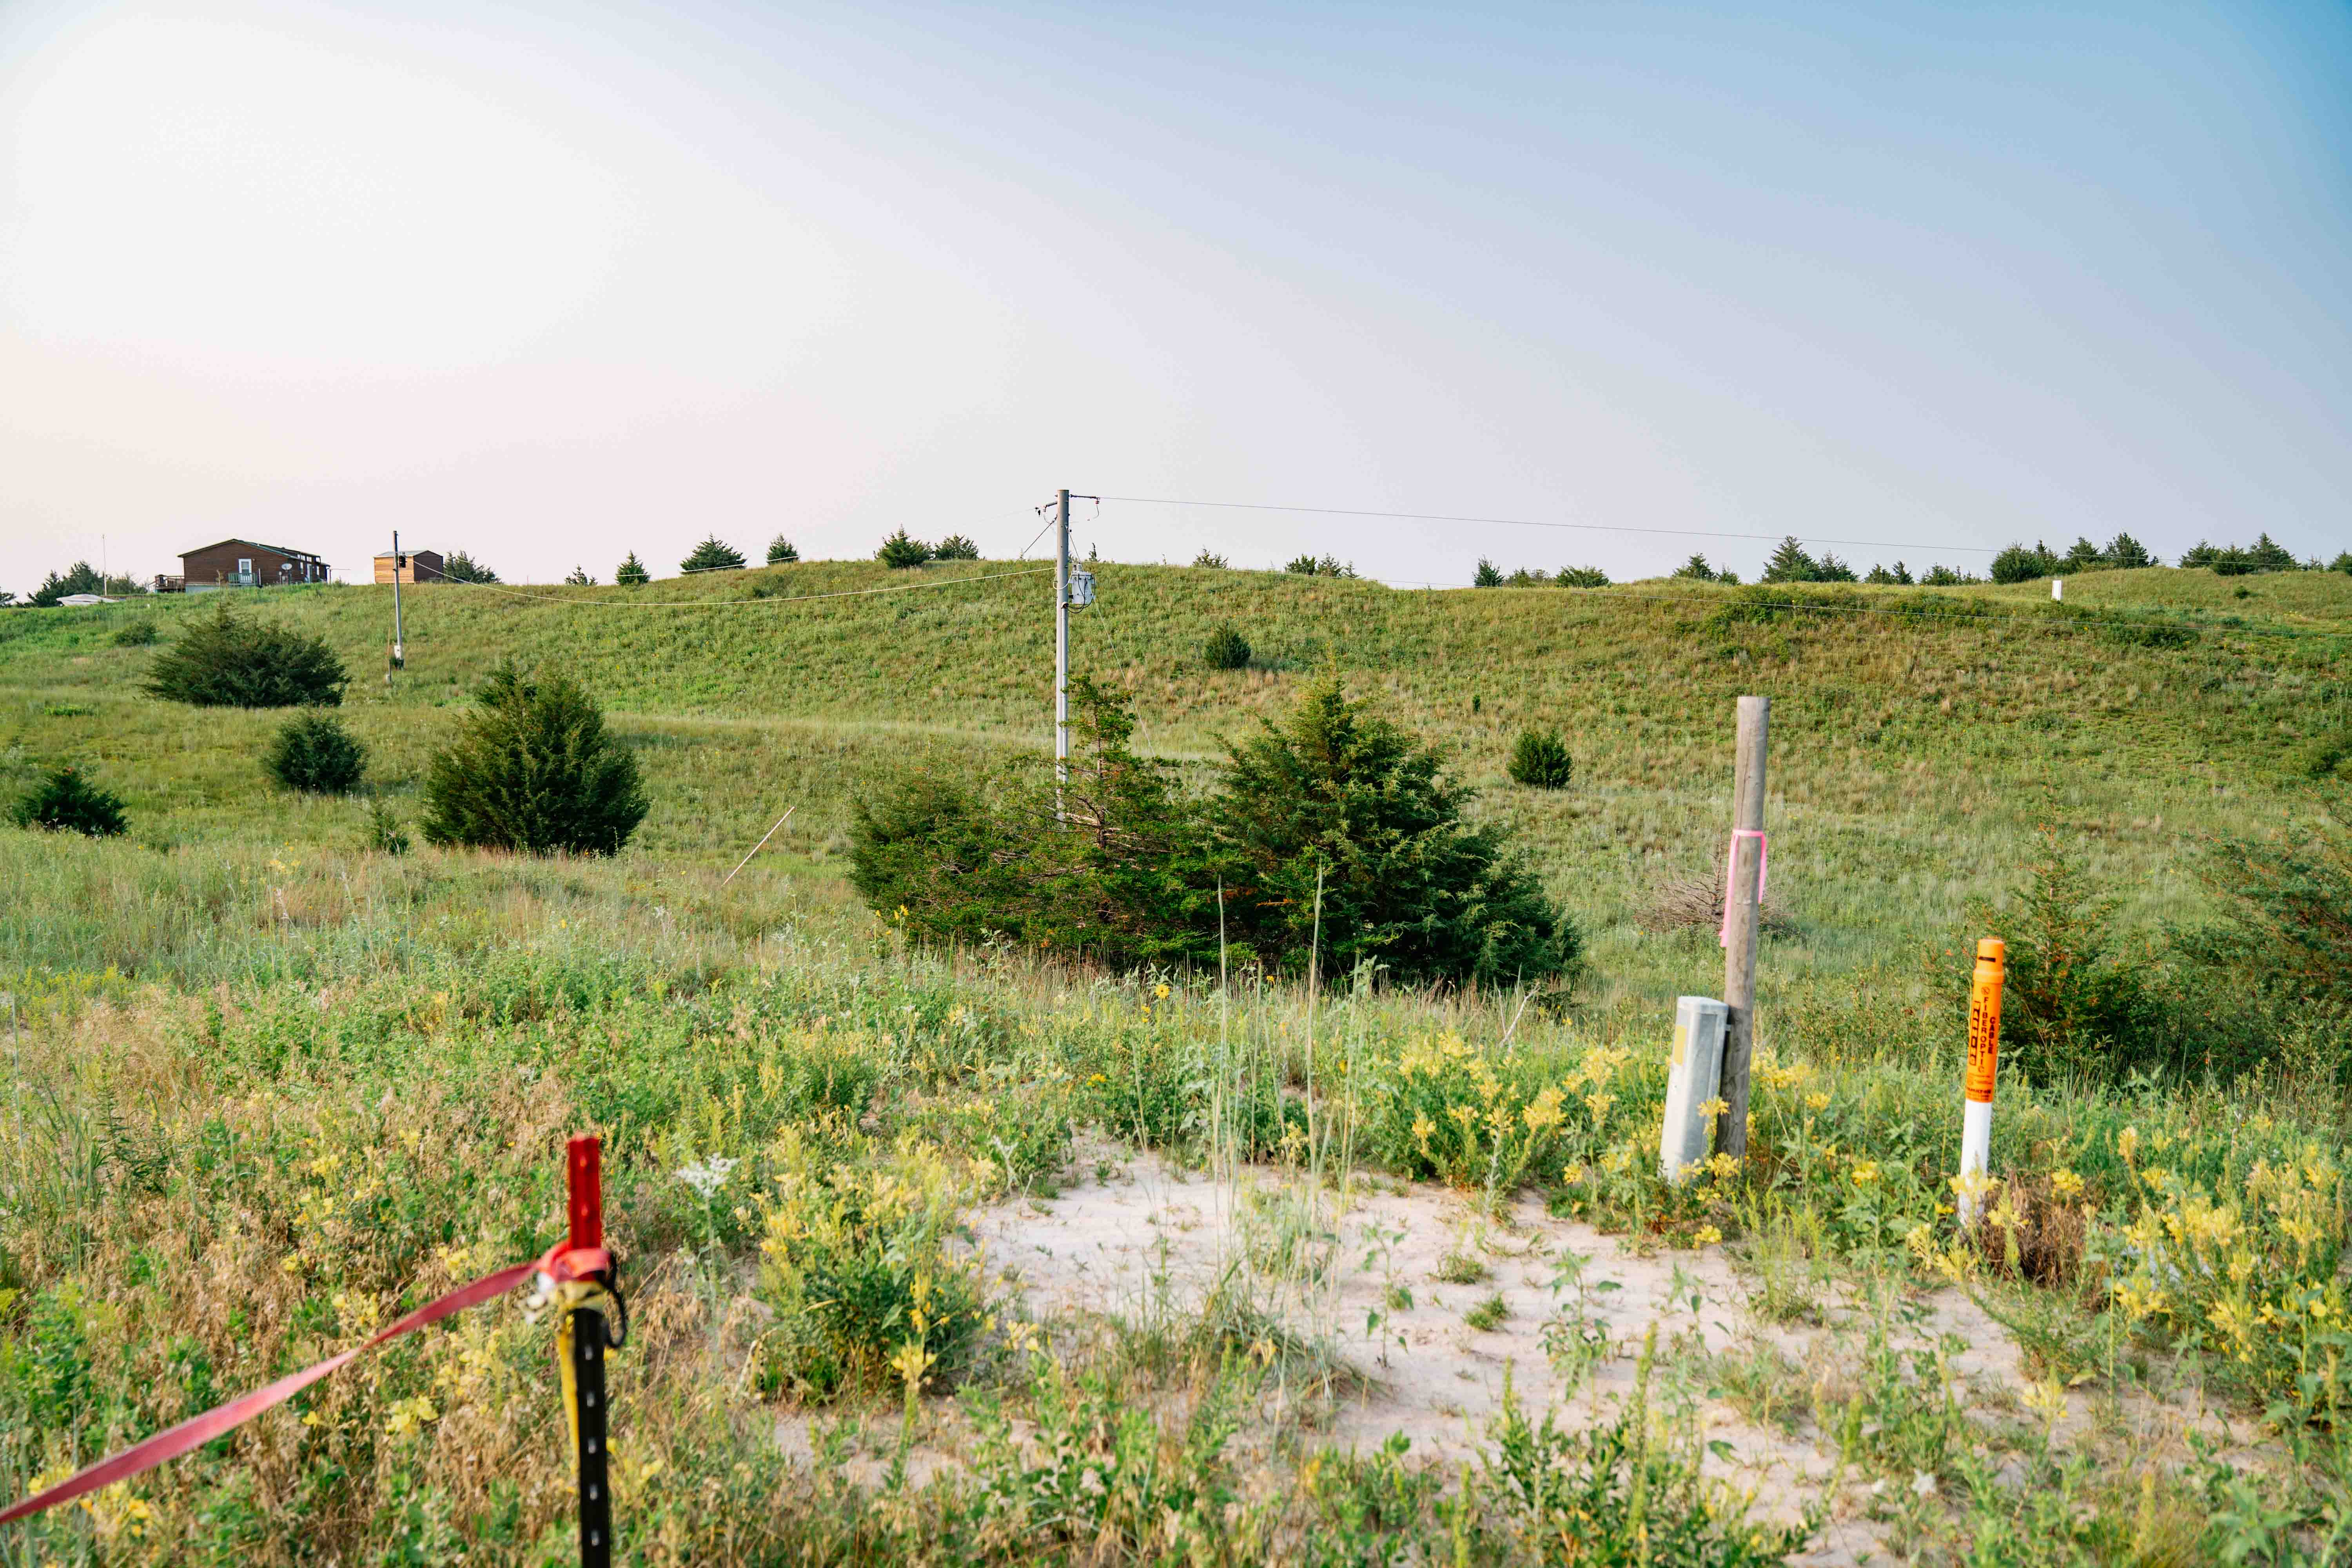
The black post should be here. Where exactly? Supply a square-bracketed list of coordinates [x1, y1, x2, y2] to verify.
[573, 1307, 610, 1568]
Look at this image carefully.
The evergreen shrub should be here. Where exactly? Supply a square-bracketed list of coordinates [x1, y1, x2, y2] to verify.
[143, 597, 347, 708]
[1204, 624, 1251, 670]
[1508, 730, 1574, 789]
[12, 764, 127, 837]
[265, 711, 367, 794]
[421, 662, 648, 855]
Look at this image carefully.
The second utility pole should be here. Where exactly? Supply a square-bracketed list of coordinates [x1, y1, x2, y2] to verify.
[1054, 488, 1071, 800]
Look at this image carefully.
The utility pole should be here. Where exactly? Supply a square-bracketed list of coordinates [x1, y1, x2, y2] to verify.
[1055, 489, 1071, 791]
[1715, 695, 1769, 1161]
[388, 530, 406, 681]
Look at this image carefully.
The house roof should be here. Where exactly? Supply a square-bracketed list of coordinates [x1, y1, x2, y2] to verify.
[181, 537, 325, 562]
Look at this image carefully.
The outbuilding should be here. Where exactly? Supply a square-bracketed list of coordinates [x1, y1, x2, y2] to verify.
[373, 549, 446, 584]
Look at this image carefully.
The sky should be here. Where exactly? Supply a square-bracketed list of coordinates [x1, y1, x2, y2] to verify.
[1, 0, 2347, 593]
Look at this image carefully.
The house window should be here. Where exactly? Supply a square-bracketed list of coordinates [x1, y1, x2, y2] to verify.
[237, 558, 252, 581]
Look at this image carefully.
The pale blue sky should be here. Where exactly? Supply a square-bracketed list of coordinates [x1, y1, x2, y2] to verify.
[2, 0, 2346, 591]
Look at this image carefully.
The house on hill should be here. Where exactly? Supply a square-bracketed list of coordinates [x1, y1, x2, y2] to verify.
[373, 549, 445, 584]
[178, 539, 330, 591]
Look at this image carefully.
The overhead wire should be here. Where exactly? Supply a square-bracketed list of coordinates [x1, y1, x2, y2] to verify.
[430, 564, 1051, 609]
[1096, 494, 2004, 557]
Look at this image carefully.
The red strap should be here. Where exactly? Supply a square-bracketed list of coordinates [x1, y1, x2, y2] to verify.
[0, 1259, 539, 1528]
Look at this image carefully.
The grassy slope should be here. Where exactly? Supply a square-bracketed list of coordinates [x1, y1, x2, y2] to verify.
[2, 562, 2347, 1007]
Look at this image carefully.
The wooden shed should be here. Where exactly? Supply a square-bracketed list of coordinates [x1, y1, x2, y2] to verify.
[374, 550, 446, 584]
[180, 539, 329, 590]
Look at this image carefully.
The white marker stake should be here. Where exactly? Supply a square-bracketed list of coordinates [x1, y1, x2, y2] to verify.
[2052, 578, 2064, 601]
[1958, 938, 2006, 1226]
[1659, 996, 1729, 1184]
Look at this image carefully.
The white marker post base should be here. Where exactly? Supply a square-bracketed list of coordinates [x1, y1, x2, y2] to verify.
[1659, 996, 1728, 1185]
[1958, 1098, 1993, 1225]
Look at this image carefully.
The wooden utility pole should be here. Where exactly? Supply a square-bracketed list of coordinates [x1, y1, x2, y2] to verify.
[1716, 695, 1769, 1160]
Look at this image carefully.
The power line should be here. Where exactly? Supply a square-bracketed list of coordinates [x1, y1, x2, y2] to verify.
[431, 564, 1052, 609]
[1096, 495, 2004, 556]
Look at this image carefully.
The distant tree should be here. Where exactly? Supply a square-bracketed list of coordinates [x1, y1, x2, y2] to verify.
[2178, 541, 2218, 570]
[1717, 570, 1742, 585]
[766, 535, 800, 564]
[1286, 554, 1354, 577]
[1472, 558, 1503, 588]
[0, 590, 15, 607]
[877, 530, 932, 569]
[421, 662, 647, 856]
[1813, 554, 1857, 583]
[1922, 564, 1975, 586]
[30, 562, 104, 607]
[1864, 562, 1915, 585]
[933, 534, 981, 561]
[564, 565, 595, 586]
[1204, 624, 1251, 670]
[2102, 533, 2154, 569]
[1507, 728, 1574, 789]
[2061, 536, 2107, 572]
[1191, 550, 1229, 569]
[1555, 566, 1609, 588]
[1506, 567, 1549, 586]
[144, 596, 347, 708]
[265, 711, 367, 794]
[680, 536, 747, 573]
[2332, 551, 2352, 575]
[615, 552, 651, 585]
[2185, 535, 2299, 576]
[1990, 542, 2060, 584]
[1670, 554, 1719, 581]
[11, 764, 127, 837]
[439, 551, 499, 584]
[1760, 537, 1819, 583]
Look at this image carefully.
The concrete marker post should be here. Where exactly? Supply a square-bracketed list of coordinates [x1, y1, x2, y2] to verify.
[1659, 996, 1729, 1184]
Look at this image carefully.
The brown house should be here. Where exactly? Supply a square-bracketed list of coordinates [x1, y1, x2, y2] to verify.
[373, 549, 445, 584]
[180, 538, 330, 590]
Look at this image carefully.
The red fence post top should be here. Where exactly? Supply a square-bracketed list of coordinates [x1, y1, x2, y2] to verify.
[568, 1136, 603, 1253]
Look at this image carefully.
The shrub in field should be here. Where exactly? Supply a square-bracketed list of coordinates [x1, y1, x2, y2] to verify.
[766, 535, 799, 564]
[110, 619, 159, 646]
[437, 550, 498, 583]
[1191, 549, 1229, 568]
[1554, 565, 1609, 587]
[1508, 728, 1573, 789]
[856, 677, 1573, 986]
[754, 1123, 988, 1402]
[1963, 833, 2158, 1086]
[1203, 623, 1251, 670]
[1760, 537, 1820, 583]
[932, 533, 980, 560]
[363, 799, 411, 856]
[850, 678, 1219, 969]
[2190, 814, 2352, 1024]
[563, 564, 594, 585]
[420, 662, 647, 855]
[614, 552, 650, 585]
[1473, 558, 1503, 587]
[11, 764, 127, 836]
[1671, 553, 1720, 581]
[1212, 677, 1579, 985]
[143, 595, 347, 708]
[265, 711, 367, 794]
[680, 535, 745, 573]
[876, 530, 932, 569]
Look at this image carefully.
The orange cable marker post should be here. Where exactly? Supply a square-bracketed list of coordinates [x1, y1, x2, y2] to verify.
[1959, 939, 2005, 1225]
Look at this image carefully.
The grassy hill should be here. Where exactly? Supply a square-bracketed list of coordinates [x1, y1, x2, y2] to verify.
[4, 561, 2347, 1004]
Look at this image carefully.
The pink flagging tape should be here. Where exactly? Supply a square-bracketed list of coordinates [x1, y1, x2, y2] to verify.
[1, 1259, 540, 1528]
[1717, 828, 1769, 949]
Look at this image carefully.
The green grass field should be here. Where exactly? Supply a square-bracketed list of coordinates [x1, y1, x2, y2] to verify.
[2, 562, 2349, 1564]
